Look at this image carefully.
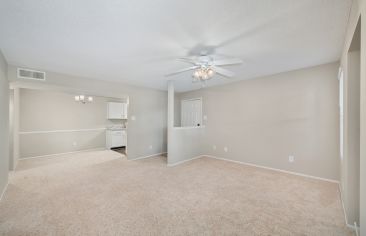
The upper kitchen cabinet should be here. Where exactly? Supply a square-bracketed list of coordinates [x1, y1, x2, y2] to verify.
[107, 102, 128, 119]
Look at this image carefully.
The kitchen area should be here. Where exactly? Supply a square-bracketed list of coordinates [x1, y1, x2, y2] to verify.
[106, 101, 128, 155]
[14, 88, 131, 160]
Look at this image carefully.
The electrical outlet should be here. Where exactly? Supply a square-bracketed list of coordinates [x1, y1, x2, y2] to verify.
[213, 145, 216, 150]
[203, 115, 208, 121]
[224, 147, 228, 152]
[289, 155, 295, 163]
[72, 141, 77, 146]
[149, 145, 153, 150]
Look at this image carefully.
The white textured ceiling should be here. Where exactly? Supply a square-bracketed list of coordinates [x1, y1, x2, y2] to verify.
[0, 0, 352, 92]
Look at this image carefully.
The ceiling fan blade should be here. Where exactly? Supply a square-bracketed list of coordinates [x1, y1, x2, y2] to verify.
[211, 65, 235, 78]
[165, 66, 200, 77]
[178, 57, 197, 65]
[211, 58, 243, 66]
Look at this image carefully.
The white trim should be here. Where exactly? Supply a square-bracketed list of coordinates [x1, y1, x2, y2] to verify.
[347, 223, 360, 234]
[167, 154, 339, 183]
[204, 155, 339, 183]
[338, 183, 349, 225]
[167, 155, 203, 167]
[0, 181, 9, 202]
[181, 97, 203, 102]
[129, 152, 167, 161]
[19, 128, 106, 135]
[338, 183, 360, 234]
[19, 148, 106, 160]
[173, 126, 205, 130]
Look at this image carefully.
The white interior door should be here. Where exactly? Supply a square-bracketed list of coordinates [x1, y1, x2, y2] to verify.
[181, 98, 202, 127]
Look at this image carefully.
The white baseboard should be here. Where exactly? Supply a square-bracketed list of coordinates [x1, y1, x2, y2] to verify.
[203, 155, 339, 184]
[130, 152, 167, 161]
[338, 184, 349, 226]
[20, 148, 107, 160]
[0, 181, 9, 202]
[167, 155, 203, 167]
[338, 183, 359, 234]
[167, 154, 339, 184]
[347, 223, 359, 233]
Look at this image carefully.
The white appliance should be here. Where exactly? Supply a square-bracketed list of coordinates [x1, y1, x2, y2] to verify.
[107, 102, 128, 119]
[106, 128, 127, 149]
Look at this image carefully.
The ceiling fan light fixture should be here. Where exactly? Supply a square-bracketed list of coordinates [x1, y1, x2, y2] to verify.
[207, 68, 215, 77]
[167, 55, 241, 86]
[193, 70, 200, 78]
[192, 67, 215, 83]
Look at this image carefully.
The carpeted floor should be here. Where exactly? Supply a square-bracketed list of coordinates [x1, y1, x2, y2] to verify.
[0, 150, 353, 235]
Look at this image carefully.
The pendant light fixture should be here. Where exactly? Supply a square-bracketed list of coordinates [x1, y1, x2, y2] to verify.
[75, 95, 93, 104]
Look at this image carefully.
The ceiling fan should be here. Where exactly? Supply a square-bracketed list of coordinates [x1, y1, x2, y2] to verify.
[165, 55, 243, 83]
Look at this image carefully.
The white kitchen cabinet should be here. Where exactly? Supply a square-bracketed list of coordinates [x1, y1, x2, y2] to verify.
[106, 130, 127, 149]
[107, 102, 128, 119]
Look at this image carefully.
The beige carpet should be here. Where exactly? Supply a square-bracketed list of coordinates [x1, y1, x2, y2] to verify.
[0, 150, 353, 236]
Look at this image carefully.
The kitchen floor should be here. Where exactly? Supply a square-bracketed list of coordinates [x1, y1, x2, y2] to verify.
[111, 147, 126, 155]
[0, 150, 352, 235]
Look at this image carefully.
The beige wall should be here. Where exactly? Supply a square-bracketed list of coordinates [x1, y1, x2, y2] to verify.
[20, 89, 121, 131]
[168, 127, 205, 165]
[8, 65, 167, 160]
[167, 81, 206, 165]
[339, 0, 365, 232]
[0, 50, 9, 199]
[9, 88, 19, 170]
[358, 2, 366, 233]
[344, 50, 361, 226]
[361, 6, 366, 234]
[18, 88, 125, 158]
[177, 62, 340, 180]
[8, 90, 13, 169]
[174, 93, 181, 127]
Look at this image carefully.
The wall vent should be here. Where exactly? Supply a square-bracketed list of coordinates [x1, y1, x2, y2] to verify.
[17, 68, 46, 81]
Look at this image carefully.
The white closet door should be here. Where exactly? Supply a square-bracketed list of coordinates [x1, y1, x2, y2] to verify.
[181, 98, 202, 127]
